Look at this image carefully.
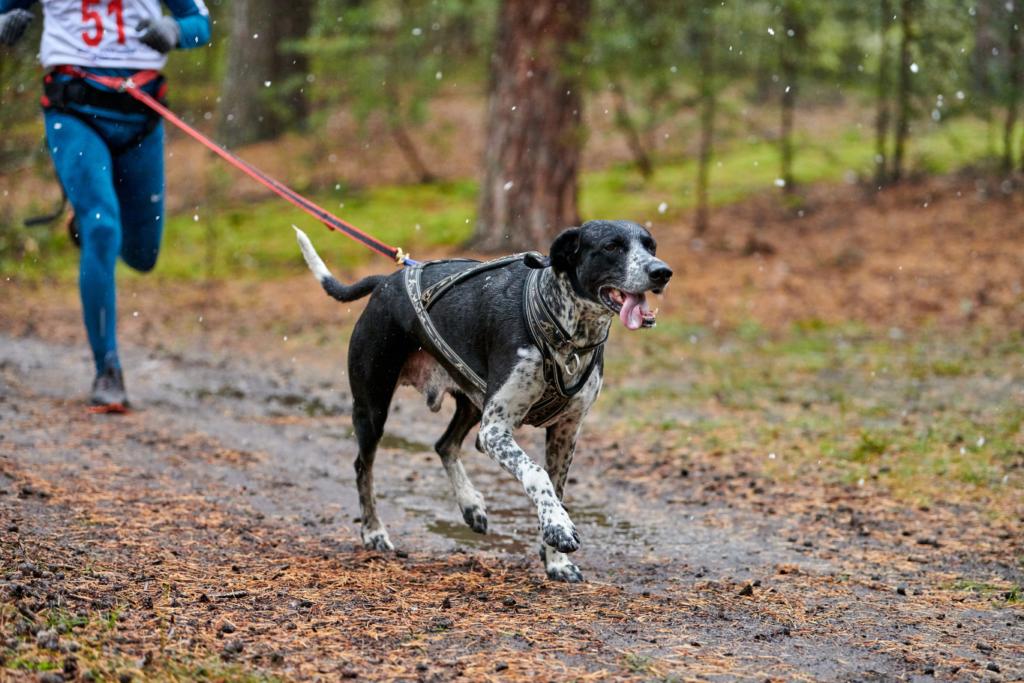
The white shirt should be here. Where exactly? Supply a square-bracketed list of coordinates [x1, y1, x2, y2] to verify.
[38, 0, 191, 69]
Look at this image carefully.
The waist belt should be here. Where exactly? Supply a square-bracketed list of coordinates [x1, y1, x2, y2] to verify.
[43, 70, 166, 118]
[404, 255, 605, 428]
[41, 69, 166, 157]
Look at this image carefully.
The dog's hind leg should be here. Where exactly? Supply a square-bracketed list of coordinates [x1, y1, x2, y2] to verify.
[348, 315, 407, 552]
[435, 392, 487, 533]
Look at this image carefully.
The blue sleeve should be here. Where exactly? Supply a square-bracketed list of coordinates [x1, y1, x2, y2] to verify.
[0, 0, 36, 12]
[162, 0, 210, 49]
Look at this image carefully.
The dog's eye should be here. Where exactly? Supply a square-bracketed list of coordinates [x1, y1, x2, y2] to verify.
[604, 244, 617, 252]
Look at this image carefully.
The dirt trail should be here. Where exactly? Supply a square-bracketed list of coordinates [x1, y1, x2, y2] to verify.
[2, 334, 1022, 682]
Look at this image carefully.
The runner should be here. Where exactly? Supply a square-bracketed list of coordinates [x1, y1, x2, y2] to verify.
[0, 0, 210, 409]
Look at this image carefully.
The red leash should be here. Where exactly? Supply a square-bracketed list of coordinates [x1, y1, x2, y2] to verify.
[54, 66, 418, 267]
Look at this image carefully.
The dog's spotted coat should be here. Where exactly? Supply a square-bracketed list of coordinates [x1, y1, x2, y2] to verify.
[294, 220, 672, 582]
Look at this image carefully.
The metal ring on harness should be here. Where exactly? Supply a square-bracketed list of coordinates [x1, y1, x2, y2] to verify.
[564, 352, 581, 376]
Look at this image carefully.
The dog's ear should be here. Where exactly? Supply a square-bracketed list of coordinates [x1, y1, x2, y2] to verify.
[523, 251, 549, 269]
[548, 227, 582, 272]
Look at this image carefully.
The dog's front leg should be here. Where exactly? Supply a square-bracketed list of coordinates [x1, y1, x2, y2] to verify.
[541, 416, 585, 582]
[478, 349, 581, 555]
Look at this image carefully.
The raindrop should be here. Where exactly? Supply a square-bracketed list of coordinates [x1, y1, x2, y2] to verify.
[503, 181, 514, 190]
[774, 178, 786, 187]
[767, 28, 775, 35]
[194, 215, 199, 222]
[264, 81, 272, 87]
[436, 72, 443, 80]
[910, 63, 919, 73]
[977, 436, 985, 447]
[769, 453, 776, 459]
[412, 27, 422, 35]
[658, 202, 667, 213]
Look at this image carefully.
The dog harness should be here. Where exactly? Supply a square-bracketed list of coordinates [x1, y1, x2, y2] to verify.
[404, 255, 606, 427]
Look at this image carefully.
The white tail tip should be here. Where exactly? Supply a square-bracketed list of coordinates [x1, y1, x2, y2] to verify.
[293, 225, 333, 283]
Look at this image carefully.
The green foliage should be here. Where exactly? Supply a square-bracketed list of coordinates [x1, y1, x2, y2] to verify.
[299, 0, 495, 129]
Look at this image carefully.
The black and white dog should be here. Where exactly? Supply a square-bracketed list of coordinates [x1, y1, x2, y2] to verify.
[294, 220, 671, 582]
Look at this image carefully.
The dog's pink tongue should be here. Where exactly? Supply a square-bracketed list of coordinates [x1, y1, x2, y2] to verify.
[619, 293, 644, 330]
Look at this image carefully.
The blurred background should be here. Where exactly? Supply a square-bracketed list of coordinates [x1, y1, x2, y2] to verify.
[2, 0, 1023, 272]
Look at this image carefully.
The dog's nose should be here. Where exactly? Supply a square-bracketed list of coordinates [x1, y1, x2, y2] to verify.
[648, 263, 673, 284]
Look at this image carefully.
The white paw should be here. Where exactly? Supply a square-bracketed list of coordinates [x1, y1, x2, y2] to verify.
[361, 527, 394, 552]
[541, 546, 584, 583]
[542, 521, 580, 554]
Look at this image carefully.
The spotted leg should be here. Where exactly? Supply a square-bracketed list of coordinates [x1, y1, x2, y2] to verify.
[540, 416, 585, 582]
[478, 348, 581, 555]
[435, 392, 487, 533]
[539, 372, 600, 583]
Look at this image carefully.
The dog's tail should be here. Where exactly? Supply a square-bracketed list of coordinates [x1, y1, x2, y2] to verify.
[293, 226, 386, 302]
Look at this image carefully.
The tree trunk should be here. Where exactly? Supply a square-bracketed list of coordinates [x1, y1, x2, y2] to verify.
[1005, 1, 1024, 171]
[695, 7, 715, 235]
[218, 0, 312, 148]
[892, 0, 914, 183]
[874, 0, 893, 186]
[610, 86, 653, 180]
[386, 89, 436, 184]
[778, 2, 800, 194]
[472, 0, 591, 253]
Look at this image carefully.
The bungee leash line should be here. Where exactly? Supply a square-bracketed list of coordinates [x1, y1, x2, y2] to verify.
[55, 66, 418, 267]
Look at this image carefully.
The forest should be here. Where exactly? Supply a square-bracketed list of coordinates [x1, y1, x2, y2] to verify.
[1, 2, 1023, 682]
[3, 0, 1024, 259]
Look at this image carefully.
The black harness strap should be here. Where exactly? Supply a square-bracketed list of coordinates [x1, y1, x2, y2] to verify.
[404, 255, 607, 428]
[404, 262, 489, 395]
[522, 268, 606, 399]
[420, 254, 522, 311]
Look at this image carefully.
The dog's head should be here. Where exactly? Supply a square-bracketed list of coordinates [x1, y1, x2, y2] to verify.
[525, 220, 672, 330]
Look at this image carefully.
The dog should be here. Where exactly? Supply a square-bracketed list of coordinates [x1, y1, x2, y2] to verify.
[294, 220, 672, 582]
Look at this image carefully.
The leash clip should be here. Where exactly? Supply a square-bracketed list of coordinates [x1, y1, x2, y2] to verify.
[118, 77, 135, 93]
[394, 247, 411, 266]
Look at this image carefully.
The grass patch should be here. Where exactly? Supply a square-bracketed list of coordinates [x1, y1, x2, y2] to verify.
[595, 322, 1024, 516]
[0, 113, 1001, 281]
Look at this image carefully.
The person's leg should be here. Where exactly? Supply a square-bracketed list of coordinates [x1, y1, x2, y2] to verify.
[44, 110, 122, 375]
[114, 123, 165, 272]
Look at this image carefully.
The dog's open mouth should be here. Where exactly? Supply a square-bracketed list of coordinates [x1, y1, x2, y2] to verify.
[600, 287, 657, 330]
